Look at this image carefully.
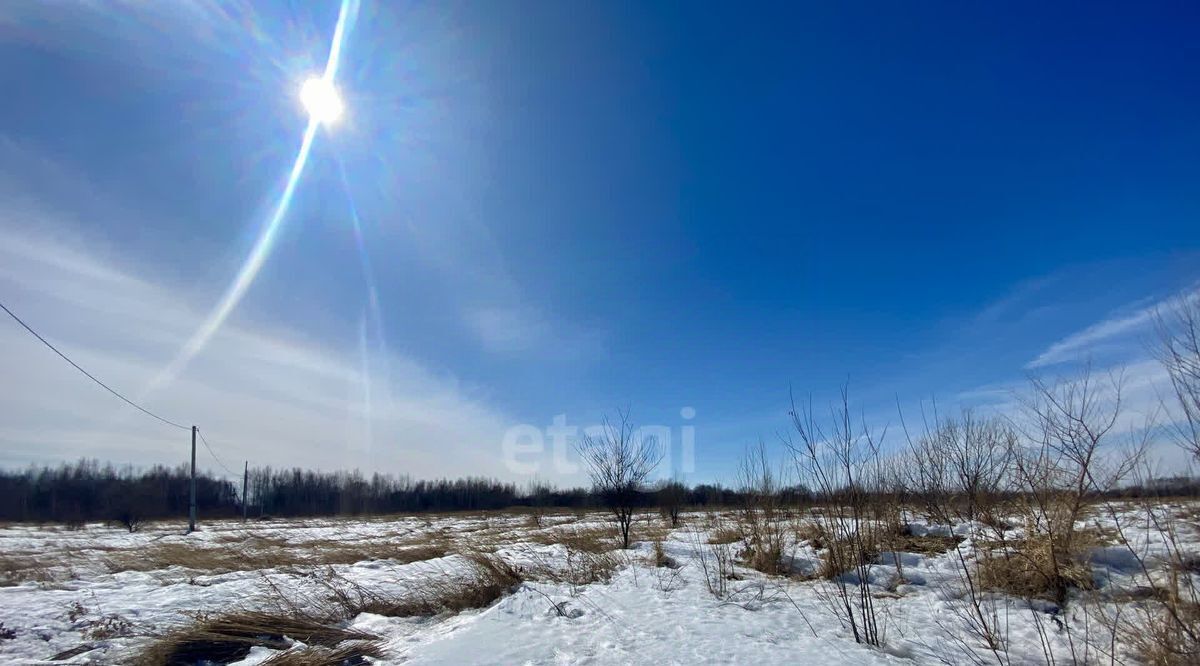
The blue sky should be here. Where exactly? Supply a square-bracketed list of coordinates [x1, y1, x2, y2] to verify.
[1, 1, 1198, 484]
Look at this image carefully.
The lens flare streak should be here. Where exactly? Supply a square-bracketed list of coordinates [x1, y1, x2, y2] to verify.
[149, 0, 360, 391]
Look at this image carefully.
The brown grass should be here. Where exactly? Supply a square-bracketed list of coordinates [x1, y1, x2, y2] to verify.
[132, 610, 379, 666]
[135, 553, 519, 665]
[0, 553, 64, 586]
[530, 526, 616, 553]
[707, 526, 742, 545]
[321, 552, 524, 619]
[259, 642, 387, 665]
[795, 521, 827, 549]
[887, 533, 963, 555]
[104, 540, 447, 575]
[976, 536, 1095, 602]
[818, 536, 879, 580]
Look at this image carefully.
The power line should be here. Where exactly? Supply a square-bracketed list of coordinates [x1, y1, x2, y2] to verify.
[0, 299, 190, 431]
[196, 428, 239, 478]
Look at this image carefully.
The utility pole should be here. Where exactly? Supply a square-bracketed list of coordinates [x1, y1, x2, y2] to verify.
[242, 461, 249, 521]
[188, 425, 197, 532]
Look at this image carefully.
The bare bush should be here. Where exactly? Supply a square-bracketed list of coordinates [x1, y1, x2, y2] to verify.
[689, 528, 736, 599]
[575, 411, 663, 549]
[735, 442, 787, 575]
[1156, 293, 1200, 462]
[785, 386, 887, 647]
[1007, 367, 1138, 607]
[657, 479, 687, 527]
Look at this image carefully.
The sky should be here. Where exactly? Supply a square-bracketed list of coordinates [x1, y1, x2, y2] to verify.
[1, 1, 1198, 486]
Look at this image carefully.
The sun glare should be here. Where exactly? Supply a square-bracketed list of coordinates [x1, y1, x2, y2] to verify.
[300, 76, 343, 125]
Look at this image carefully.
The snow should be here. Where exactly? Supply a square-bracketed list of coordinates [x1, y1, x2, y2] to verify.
[0, 503, 1196, 664]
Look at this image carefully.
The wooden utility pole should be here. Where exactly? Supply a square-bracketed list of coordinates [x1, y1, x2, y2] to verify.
[242, 461, 249, 521]
[188, 425, 197, 532]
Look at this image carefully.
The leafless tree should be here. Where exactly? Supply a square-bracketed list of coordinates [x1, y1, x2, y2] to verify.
[1155, 293, 1200, 461]
[575, 411, 663, 549]
[656, 478, 687, 527]
[735, 441, 787, 574]
[785, 386, 886, 647]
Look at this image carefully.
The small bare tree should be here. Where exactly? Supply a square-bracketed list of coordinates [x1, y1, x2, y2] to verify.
[785, 386, 886, 647]
[576, 411, 663, 549]
[736, 441, 787, 574]
[1155, 293, 1200, 461]
[656, 478, 687, 527]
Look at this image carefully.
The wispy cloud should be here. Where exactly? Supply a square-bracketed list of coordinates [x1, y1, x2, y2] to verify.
[0, 224, 551, 481]
[464, 305, 605, 359]
[1026, 289, 1197, 369]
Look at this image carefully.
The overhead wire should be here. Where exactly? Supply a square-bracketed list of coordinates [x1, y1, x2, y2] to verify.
[0, 299, 191, 431]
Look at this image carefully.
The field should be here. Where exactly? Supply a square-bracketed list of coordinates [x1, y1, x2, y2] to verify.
[1, 502, 1198, 664]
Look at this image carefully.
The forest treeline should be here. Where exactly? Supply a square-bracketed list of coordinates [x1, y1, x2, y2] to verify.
[0, 458, 758, 525]
[0, 457, 1195, 527]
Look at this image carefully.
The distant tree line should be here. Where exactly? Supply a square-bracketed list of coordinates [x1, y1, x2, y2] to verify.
[0, 459, 238, 527]
[0, 457, 1192, 529]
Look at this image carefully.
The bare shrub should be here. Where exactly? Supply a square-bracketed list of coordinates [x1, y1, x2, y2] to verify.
[1156, 293, 1200, 461]
[1008, 367, 1138, 607]
[657, 479, 688, 527]
[1097, 467, 1200, 664]
[575, 411, 663, 549]
[688, 527, 736, 599]
[735, 442, 787, 575]
[785, 386, 887, 647]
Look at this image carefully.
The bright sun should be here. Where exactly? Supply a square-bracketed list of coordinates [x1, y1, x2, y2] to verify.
[300, 76, 343, 125]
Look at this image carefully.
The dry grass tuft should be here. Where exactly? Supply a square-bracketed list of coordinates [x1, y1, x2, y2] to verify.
[531, 526, 616, 554]
[0, 553, 64, 586]
[105, 540, 447, 575]
[818, 536, 879, 580]
[651, 538, 676, 568]
[888, 533, 963, 555]
[259, 641, 386, 665]
[323, 552, 523, 619]
[976, 536, 1095, 601]
[795, 521, 827, 549]
[707, 525, 742, 545]
[133, 610, 378, 666]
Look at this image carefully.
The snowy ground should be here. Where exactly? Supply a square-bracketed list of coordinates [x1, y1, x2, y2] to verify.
[1, 503, 1197, 664]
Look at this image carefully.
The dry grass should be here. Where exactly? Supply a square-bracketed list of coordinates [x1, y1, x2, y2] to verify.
[530, 525, 617, 554]
[104, 540, 447, 575]
[795, 521, 827, 549]
[259, 642, 386, 665]
[1123, 602, 1200, 665]
[319, 552, 524, 619]
[707, 525, 742, 545]
[135, 553, 519, 665]
[887, 533, 963, 555]
[651, 538, 675, 568]
[976, 536, 1095, 602]
[0, 553, 64, 586]
[818, 535, 879, 580]
[132, 610, 379, 666]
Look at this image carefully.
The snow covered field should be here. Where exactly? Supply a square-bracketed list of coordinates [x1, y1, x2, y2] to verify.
[1, 503, 1197, 664]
